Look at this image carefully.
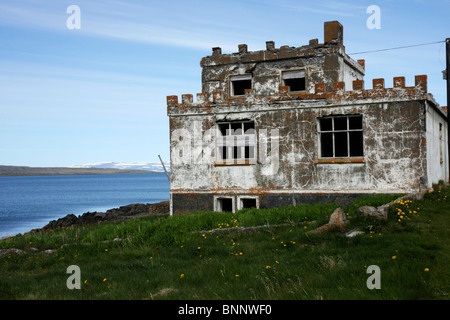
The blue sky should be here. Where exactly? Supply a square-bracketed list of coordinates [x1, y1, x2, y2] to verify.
[0, 0, 449, 167]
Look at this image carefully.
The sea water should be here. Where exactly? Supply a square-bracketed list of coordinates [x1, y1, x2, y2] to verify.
[0, 173, 170, 238]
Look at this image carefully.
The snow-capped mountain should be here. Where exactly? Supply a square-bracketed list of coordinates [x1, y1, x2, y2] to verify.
[71, 161, 171, 172]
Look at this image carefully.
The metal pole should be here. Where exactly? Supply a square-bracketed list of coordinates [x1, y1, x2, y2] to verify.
[446, 38, 450, 182]
[158, 154, 170, 183]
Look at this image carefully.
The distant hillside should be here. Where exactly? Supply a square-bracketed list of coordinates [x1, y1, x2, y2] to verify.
[0, 165, 156, 176]
[71, 161, 171, 172]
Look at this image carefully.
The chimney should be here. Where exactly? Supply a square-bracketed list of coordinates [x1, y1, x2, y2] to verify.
[324, 21, 343, 44]
[212, 47, 222, 56]
[266, 41, 275, 51]
[238, 44, 248, 54]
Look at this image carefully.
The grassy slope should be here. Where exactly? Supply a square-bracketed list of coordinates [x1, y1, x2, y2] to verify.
[0, 188, 449, 300]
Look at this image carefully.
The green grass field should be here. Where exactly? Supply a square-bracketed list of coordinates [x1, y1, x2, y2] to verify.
[1, 186, 449, 300]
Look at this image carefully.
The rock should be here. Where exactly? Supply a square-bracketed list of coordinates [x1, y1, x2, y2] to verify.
[376, 204, 390, 219]
[148, 200, 170, 215]
[306, 207, 348, 235]
[359, 205, 388, 220]
[328, 207, 348, 227]
[306, 223, 333, 235]
[358, 205, 377, 216]
[0, 248, 26, 257]
[345, 230, 365, 237]
[34, 200, 170, 232]
[43, 249, 57, 255]
[42, 214, 79, 231]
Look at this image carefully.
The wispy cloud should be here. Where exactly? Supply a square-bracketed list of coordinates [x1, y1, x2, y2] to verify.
[0, 0, 253, 52]
[251, 0, 365, 17]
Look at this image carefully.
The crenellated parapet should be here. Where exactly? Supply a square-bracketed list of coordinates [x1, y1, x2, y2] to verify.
[200, 21, 347, 68]
[167, 75, 441, 113]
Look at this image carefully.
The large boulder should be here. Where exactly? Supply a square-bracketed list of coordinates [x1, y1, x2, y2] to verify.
[328, 207, 348, 227]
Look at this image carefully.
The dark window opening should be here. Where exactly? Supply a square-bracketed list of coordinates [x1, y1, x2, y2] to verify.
[320, 118, 332, 131]
[233, 145, 241, 159]
[245, 144, 254, 159]
[349, 131, 363, 156]
[241, 198, 257, 209]
[217, 121, 256, 162]
[219, 198, 233, 212]
[334, 132, 348, 157]
[320, 132, 333, 157]
[219, 123, 229, 136]
[244, 122, 255, 134]
[231, 122, 242, 135]
[220, 146, 228, 160]
[284, 78, 305, 92]
[282, 70, 306, 92]
[319, 115, 363, 158]
[334, 117, 347, 131]
[232, 79, 252, 96]
[349, 116, 363, 130]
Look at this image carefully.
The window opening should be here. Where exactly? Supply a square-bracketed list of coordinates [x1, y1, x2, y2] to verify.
[218, 198, 233, 212]
[282, 70, 306, 92]
[319, 115, 363, 158]
[230, 75, 252, 96]
[217, 121, 256, 163]
[241, 198, 257, 209]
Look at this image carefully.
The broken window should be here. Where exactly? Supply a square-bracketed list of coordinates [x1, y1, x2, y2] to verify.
[230, 74, 252, 96]
[241, 198, 257, 209]
[217, 198, 233, 212]
[217, 121, 255, 164]
[282, 70, 306, 92]
[318, 115, 363, 158]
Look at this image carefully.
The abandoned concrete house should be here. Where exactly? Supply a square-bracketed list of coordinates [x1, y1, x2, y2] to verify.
[166, 20, 448, 215]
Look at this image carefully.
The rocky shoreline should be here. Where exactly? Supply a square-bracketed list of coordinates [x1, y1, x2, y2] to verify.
[30, 200, 170, 233]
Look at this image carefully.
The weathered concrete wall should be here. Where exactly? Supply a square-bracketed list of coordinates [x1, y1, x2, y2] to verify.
[169, 99, 427, 194]
[167, 74, 447, 214]
[425, 100, 449, 187]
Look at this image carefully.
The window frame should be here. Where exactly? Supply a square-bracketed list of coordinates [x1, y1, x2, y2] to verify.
[237, 195, 259, 210]
[216, 121, 256, 165]
[230, 74, 252, 97]
[214, 196, 235, 213]
[281, 69, 306, 92]
[317, 115, 364, 160]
